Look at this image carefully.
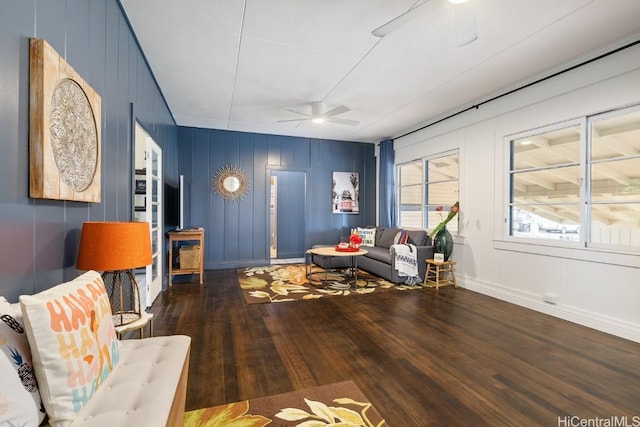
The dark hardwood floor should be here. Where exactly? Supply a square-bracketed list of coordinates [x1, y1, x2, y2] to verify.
[146, 269, 640, 426]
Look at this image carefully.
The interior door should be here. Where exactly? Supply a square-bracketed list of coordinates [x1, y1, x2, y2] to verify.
[271, 170, 306, 259]
[145, 137, 163, 307]
[134, 122, 163, 308]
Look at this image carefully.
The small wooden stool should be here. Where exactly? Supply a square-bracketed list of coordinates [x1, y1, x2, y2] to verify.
[423, 259, 457, 289]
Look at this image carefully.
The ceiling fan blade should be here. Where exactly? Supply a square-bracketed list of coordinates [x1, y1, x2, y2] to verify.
[327, 117, 360, 126]
[277, 118, 310, 123]
[324, 105, 350, 117]
[372, 0, 433, 37]
[285, 109, 310, 117]
[453, 2, 477, 47]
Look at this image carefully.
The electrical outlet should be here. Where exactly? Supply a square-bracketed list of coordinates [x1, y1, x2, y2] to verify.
[543, 293, 558, 304]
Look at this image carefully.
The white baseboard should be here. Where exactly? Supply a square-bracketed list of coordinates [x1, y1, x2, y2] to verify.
[458, 275, 640, 343]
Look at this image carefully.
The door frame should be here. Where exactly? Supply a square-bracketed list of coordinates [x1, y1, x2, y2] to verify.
[132, 118, 163, 308]
[266, 166, 310, 260]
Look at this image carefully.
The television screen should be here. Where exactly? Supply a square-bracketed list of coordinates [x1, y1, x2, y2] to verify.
[179, 175, 191, 229]
[164, 182, 179, 230]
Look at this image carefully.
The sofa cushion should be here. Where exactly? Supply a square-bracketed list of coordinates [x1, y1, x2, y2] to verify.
[406, 229, 429, 246]
[377, 228, 400, 248]
[356, 227, 376, 247]
[20, 271, 119, 427]
[0, 297, 46, 426]
[363, 246, 393, 264]
[68, 335, 191, 427]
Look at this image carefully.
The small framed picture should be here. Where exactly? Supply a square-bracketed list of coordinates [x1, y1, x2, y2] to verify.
[434, 253, 445, 263]
[135, 179, 146, 193]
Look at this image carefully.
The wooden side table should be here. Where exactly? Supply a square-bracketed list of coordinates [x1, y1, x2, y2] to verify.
[168, 229, 205, 286]
[423, 259, 457, 289]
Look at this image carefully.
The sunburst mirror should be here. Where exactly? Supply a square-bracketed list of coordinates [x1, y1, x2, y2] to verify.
[212, 165, 251, 202]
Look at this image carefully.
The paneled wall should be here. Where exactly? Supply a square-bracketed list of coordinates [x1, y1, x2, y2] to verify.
[0, 0, 177, 301]
[177, 127, 376, 269]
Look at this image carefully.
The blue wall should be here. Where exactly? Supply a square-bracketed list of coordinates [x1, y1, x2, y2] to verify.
[0, 0, 177, 301]
[177, 127, 376, 269]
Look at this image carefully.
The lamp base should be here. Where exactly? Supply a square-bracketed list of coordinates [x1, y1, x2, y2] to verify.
[102, 270, 142, 327]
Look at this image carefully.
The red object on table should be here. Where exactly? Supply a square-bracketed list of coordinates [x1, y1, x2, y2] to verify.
[334, 245, 360, 252]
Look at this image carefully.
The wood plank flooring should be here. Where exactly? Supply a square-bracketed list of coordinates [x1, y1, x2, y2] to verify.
[146, 269, 640, 426]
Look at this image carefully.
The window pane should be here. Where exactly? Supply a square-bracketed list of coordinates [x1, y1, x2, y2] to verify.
[427, 154, 459, 182]
[400, 162, 422, 186]
[511, 204, 580, 241]
[512, 166, 581, 202]
[588, 108, 640, 249]
[398, 152, 458, 230]
[400, 211, 422, 229]
[591, 157, 640, 201]
[512, 125, 581, 171]
[426, 181, 458, 207]
[400, 184, 422, 205]
[591, 110, 640, 162]
[591, 203, 640, 246]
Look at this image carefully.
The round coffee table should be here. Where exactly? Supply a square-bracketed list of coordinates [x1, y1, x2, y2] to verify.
[305, 246, 368, 290]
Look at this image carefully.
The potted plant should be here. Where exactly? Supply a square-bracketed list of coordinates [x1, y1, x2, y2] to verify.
[429, 201, 459, 261]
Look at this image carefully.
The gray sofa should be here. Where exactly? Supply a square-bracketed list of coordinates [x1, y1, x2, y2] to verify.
[312, 227, 434, 284]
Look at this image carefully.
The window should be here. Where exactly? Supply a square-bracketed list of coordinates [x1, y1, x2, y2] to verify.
[398, 151, 459, 233]
[589, 108, 640, 247]
[508, 105, 640, 249]
[398, 161, 423, 228]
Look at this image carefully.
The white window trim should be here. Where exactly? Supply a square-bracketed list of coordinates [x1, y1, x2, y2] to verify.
[500, 105, 640, 262]
[396, 148, 461, 232]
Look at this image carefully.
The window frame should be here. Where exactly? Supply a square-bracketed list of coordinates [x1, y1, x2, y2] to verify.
[397, 149, 460, 233]
[504, 103, 640, 253]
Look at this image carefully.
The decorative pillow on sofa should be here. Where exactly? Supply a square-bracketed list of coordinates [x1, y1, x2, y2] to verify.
[356, 227, 376, 246]
[19, 271, 119, 427]
[393, 229, 409, 245]
[0, 297, 46, 426]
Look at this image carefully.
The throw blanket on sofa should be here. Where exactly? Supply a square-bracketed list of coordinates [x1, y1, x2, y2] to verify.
[391, 244, 421, 285]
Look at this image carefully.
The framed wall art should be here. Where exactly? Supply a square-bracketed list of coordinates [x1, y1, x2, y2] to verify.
[332, 171, 359, 214]
[29, 38, 102, 202]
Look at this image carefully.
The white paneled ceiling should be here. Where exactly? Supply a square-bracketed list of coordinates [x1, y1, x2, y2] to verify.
[120, 0, 640, 143]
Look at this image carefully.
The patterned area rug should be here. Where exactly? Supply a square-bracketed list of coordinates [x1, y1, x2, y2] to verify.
[183, 381, 387, 426]
[237, 263, 421, 304]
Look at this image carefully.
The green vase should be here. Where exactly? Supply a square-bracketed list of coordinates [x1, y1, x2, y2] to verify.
[434, 225, 454, 261]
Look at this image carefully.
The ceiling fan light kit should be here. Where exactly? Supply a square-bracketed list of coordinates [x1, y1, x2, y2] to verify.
[277, 101, 359, 126]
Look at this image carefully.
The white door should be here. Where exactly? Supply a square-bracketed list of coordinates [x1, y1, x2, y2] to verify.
[145, 137, 163, 307]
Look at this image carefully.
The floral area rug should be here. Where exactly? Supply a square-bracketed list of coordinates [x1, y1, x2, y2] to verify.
[237, 263, 420, 304]
[183, 380, 387, 427]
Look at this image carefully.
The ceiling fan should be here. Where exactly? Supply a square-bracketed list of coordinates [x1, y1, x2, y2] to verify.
[372, 0, 478, 47]
[277, 102, 360, 126]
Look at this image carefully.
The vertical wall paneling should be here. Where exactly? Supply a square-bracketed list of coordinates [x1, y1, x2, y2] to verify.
[0, 2, 36, 298]
[178, 127, 375, 269]
[0, 0, 178, 301]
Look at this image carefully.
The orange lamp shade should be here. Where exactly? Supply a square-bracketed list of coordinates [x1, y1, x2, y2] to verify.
[77, 221, 152, 271]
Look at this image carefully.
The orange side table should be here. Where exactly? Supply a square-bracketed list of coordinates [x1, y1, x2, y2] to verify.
[423, 259, 457, 289]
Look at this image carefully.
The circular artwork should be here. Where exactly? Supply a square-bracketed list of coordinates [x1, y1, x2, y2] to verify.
[49, 78, 98, 192]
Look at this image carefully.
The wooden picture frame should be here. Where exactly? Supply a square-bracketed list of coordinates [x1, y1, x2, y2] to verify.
[29, 38, 102, 202]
